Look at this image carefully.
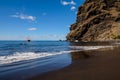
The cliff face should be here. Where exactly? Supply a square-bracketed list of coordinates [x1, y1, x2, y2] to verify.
[67, 0, 120, 41]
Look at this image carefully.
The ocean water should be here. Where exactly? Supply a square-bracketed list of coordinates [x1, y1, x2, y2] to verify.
[0, 41, 117, 80]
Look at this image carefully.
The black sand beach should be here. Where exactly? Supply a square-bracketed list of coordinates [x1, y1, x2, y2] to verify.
[28, 46, 120, 80]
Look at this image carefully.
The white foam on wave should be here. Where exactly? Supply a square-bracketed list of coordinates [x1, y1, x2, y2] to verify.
[0, 51, 75, 65]
[69, 46, 112, 50]
[0, 46, 112, 65]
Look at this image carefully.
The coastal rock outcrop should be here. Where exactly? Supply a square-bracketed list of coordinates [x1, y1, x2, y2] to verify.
[66, 0, 120, 41]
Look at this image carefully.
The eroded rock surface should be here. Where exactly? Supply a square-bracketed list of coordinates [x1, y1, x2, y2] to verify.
[67, 0, 120, 41]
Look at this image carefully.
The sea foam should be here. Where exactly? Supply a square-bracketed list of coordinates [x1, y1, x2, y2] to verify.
[69, 46, 112, 50]
[0, 46, 112, 65]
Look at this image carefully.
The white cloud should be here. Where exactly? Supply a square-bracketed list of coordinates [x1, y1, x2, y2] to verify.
[75, 11, 77, 14]
[71, 6, 76, 11]
[11, 13, 36, 21]
[61, 0, 76, 6]
[70, 0, 76, 5]
[61, 1, 70, 5]
[67, 25, 71, 28]
[28, 27, 37, 31]
[61, 0, 76, 11]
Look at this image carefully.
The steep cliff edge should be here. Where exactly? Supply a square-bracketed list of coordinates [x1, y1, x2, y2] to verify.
[66, 0, 120, 41]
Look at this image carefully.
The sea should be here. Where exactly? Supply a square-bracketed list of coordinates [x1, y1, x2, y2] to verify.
[0, 41, 119, 80]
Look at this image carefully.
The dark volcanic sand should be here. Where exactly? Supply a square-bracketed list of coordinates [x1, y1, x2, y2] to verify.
[28, 46, 120, 80]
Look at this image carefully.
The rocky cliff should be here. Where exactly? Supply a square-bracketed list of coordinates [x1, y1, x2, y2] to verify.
[66, 0, 120, 41]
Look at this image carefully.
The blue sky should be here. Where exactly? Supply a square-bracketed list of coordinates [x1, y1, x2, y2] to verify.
[0, 0, 85, 40]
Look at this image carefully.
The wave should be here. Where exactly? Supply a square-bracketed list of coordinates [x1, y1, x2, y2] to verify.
[69, 46, 112, 50]
[0, 46, 112, 65]
[0, 51, 74, 65]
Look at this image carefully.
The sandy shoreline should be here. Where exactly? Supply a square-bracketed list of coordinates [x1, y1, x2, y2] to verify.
[28, 46, 120, 80]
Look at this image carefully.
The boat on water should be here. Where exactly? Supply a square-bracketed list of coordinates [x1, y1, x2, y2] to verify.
[26, 37, 31, 42]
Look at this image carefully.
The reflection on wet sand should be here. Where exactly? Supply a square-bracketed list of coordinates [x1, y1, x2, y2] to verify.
[70, 51, 90, 61]
[70, 44, 120, 62]
[70, 41, 120, 61]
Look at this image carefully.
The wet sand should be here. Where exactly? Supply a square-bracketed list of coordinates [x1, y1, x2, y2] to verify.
[28, 46, 120, 80]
